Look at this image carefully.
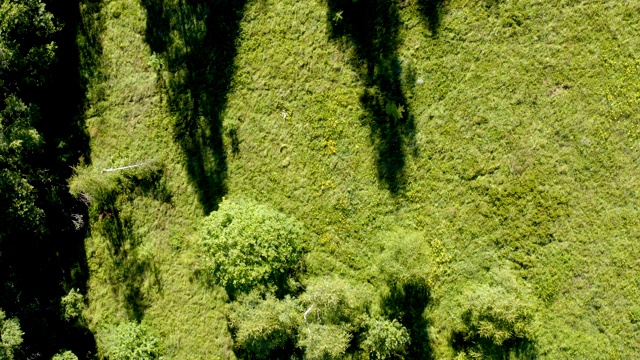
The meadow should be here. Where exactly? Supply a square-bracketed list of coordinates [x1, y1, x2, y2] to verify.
[70, 0, 640, 358]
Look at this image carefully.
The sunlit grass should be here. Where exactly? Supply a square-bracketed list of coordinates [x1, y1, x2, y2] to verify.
[76, 0, 640, 358]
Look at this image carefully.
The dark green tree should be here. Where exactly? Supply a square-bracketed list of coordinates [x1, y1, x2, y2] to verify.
[0, 0, 57, 242]
[0, 0, 95, 356]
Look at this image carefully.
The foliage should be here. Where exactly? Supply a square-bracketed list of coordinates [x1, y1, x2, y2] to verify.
[297, 324, 351, 360]
[0, 0, 57, 243]
[228, 291, 302, 359]
[61, 288, 85, 321]
[0, 168, 43, 239]
[0, 310, 23, 360]
[299, 276, 374, 329]
[451, 269, 536, 358]
[51, 350, 78, 360]
[199, 198, 305, 295]
[0, 0, 58, 88]
[361, 317, 410, 359]
[101, 321, 161, 360]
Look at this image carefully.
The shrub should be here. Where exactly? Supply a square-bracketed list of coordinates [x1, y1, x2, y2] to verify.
[451, 269, 536, 357]
[51, 351, 78, 360]
[298, 276, 373, 327]
[361, 317, 410, 359]
[297, 324, 351, 360]
[199, 198, 304, 295]
[101, 321, 161, 360]
[61, 289, 85, 321]
[228, 291, 302, 359]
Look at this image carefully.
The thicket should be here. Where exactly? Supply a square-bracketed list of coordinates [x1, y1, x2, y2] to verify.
[197, 199, 414, 359]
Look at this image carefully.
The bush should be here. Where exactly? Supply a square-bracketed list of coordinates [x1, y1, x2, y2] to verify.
[51, 351, 78, 360]
[299, 276, 373, 327]
[101, 321, 161, 360]
[361, 317, 410, 359]
[199, 198, 305, 295]
[297, 324, 351, 360]
[61, 289, 85, 321]
[228, 291, 302, 359]
[451, 269, 536, 357]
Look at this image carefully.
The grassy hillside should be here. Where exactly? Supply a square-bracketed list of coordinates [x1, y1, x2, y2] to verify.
[72, 0, 640, 358]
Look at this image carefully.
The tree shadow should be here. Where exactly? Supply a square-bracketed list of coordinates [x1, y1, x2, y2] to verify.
[100, 209, 162, 322]
[416, 0, 445, 37]
[94, 171, 167, 322]
[141, 0, 248, 213]
[382, 278, 432, 359]
[326, 0, 417, 193]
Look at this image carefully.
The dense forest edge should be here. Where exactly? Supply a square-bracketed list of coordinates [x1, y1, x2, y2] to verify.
[1, 0, 640, 359]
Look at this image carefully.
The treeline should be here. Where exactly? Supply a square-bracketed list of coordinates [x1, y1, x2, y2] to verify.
[0, 0, 94, 358]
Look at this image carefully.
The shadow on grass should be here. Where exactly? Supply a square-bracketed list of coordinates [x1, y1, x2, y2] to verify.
[94, 170, 168, 322]
[141, 0, 248, 213]
[417, 0, 445, 37]
[382, 278, 432, 359]
[326, 0, 418, 193]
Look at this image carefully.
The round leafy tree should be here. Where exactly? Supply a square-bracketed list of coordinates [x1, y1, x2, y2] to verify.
[199, 198, 304, 295]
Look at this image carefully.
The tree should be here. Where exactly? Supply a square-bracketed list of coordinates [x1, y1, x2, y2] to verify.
[199, 198, 305, 296]
[0, 309, 23, 360]
[0, 0, 57, 248]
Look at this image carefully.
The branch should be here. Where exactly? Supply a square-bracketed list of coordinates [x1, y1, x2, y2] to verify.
[101, 162, 148, 174]
[304, 304, 314, 335]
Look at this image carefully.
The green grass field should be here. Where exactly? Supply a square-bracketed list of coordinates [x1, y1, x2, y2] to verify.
[72, 0, 640, 358]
